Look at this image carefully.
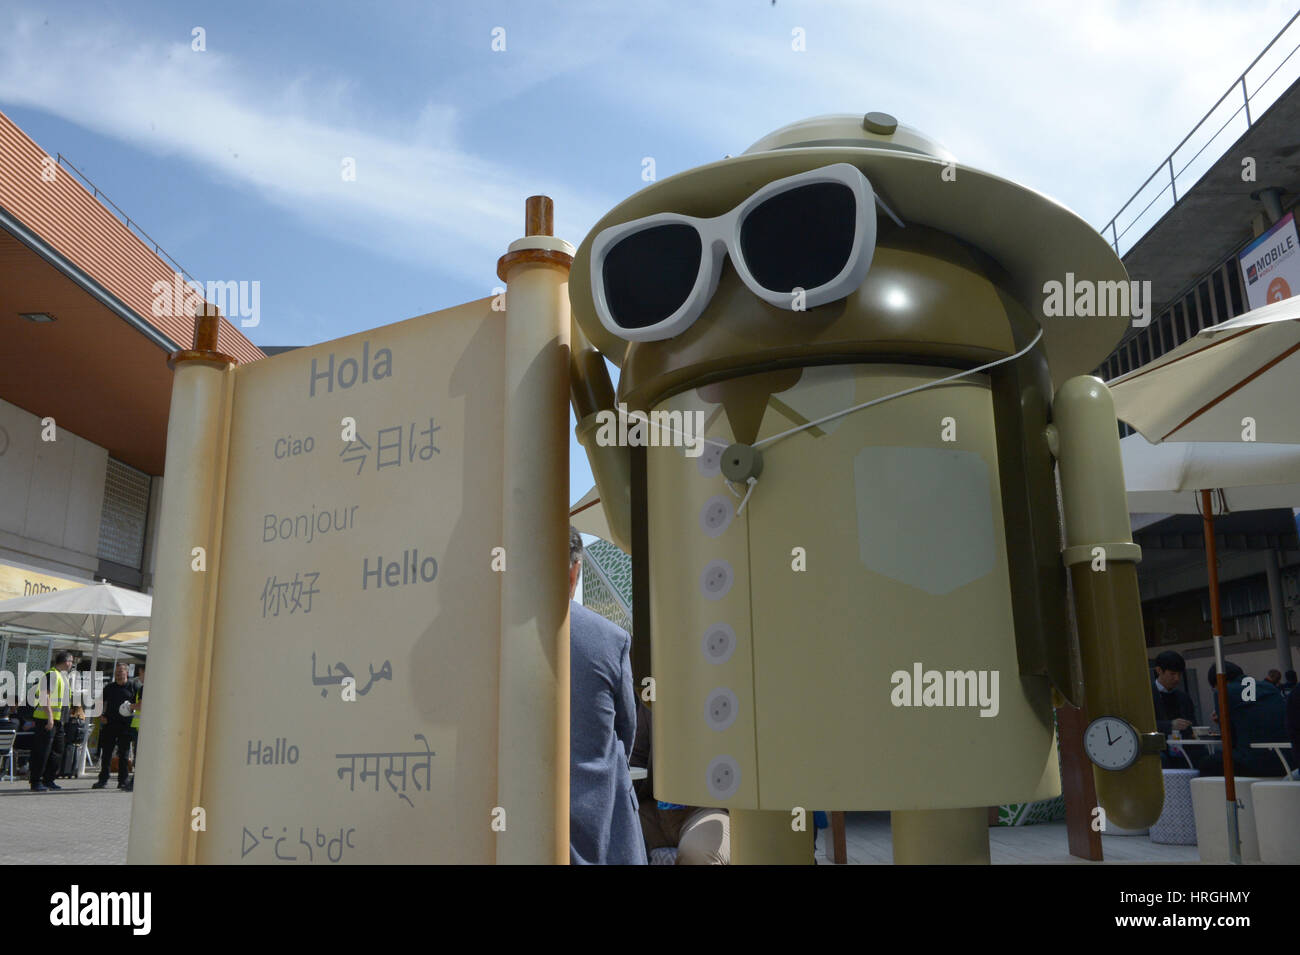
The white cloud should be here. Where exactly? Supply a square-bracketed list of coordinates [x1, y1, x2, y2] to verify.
[566, 0, 1300, 230]
[1, 0, 1294, 284]
[0, 11, 613, 285]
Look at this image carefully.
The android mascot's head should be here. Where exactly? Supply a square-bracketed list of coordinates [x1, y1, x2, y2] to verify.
[569, 113, 1135, 714]
[570, 112, 1129, 416]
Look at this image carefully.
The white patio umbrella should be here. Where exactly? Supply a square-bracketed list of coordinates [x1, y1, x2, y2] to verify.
[0, 582, 151, 774]
[1117, 431, 1300, 864]
[570, 485, 613, 543]
[1121, 435, 1300, 513]
[1111, 295, 1300, 862]
[1109, 294, 1300, 444]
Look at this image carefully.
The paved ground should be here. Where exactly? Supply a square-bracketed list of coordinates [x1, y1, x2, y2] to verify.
[814, 811, 1202, 864]
[0, 776, 132, 865]
[0, 782, 1209, 865]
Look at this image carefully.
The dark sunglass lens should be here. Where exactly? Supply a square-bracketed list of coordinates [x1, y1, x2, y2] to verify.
[740, 182, 856, 294]
[602, 224, 702, 330]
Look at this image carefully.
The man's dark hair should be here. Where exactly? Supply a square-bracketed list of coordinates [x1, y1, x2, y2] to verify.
[569, 526, 583, 567]
[53, 650, 74, 665]
[1207, 660, 1244, 688]
[1153, 650, 1185, 673]
[1287, 670, 1297, 683]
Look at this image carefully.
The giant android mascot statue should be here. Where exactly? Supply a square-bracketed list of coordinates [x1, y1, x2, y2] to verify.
[568, 112, 1164, 864]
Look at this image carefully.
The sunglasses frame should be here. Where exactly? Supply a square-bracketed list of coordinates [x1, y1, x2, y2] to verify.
[591, 162, 878, 343]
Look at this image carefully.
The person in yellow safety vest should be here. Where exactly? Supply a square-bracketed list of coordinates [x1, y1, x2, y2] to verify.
[29, 650, 75, 792]
[124, 664, 143, 793]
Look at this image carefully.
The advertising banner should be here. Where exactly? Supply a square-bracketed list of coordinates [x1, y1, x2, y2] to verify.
[1239, 212, 1300, 310]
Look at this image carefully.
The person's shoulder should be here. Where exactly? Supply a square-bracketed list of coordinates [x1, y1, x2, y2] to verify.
[571, 600, 623, 632]
[570, 602, 631, 648]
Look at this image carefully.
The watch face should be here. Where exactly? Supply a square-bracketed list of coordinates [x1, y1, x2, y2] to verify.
[1084, 716, 1139, 771]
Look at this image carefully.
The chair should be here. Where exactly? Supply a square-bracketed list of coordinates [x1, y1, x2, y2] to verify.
[1250, 780, 1300, 863]
[0, 728, 16, 782]
[1191, 776, 1264, 862]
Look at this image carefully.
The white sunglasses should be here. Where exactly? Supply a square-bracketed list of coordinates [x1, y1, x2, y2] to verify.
[591, 163, 881, 342]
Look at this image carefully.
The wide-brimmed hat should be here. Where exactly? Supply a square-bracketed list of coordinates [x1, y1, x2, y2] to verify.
[570, 112, 1129, 390]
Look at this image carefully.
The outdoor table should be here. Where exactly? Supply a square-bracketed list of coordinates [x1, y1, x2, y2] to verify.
[1249, 741, 1293, 776]
[1162, 737, 1220, 770]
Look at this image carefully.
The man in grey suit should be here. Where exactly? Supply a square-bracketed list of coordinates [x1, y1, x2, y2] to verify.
[568, 526, 647, 865]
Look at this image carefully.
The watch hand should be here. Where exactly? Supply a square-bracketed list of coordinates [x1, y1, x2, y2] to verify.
[1105, 728, 1117, 746]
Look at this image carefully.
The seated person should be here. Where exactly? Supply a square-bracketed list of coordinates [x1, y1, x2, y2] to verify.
[1150, 650, 1196, 768]
[1288, 675, 1300, 779]
[631, 702, 730, 865]
[1196, 661, 1290, 778]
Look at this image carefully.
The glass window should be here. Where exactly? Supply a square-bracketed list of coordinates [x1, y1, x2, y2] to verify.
[97, 459, 151, 569]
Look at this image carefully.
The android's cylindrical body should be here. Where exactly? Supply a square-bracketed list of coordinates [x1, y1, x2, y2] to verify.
[647, 363, 1060, 812]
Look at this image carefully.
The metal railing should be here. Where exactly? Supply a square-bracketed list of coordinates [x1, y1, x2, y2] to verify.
[1101, 7, 1300, 257]
[55, 153, 199, 286]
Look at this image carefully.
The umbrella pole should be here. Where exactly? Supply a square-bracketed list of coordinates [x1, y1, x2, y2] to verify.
[1201, 488, 1240, 864]
[80, 622, 103, 779]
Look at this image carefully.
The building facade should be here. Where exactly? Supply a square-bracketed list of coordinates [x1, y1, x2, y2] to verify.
[0, 108, 263, 672]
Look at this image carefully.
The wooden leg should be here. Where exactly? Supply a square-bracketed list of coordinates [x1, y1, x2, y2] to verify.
[1056, 702, 1104, 861]
[830, 811, 847, 864]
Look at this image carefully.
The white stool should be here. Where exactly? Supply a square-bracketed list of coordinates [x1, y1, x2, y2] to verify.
[1191, 776, 1263, 862]
[1250, 780, 1300, 864]
[1148, 769, 1198, 845]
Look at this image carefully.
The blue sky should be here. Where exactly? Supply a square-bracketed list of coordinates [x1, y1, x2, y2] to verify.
[2, 0, 1296, 505]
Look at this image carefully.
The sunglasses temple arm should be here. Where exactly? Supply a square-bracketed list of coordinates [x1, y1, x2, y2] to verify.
[570, 318, 634, 554]
[874, 192, 904, 229]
